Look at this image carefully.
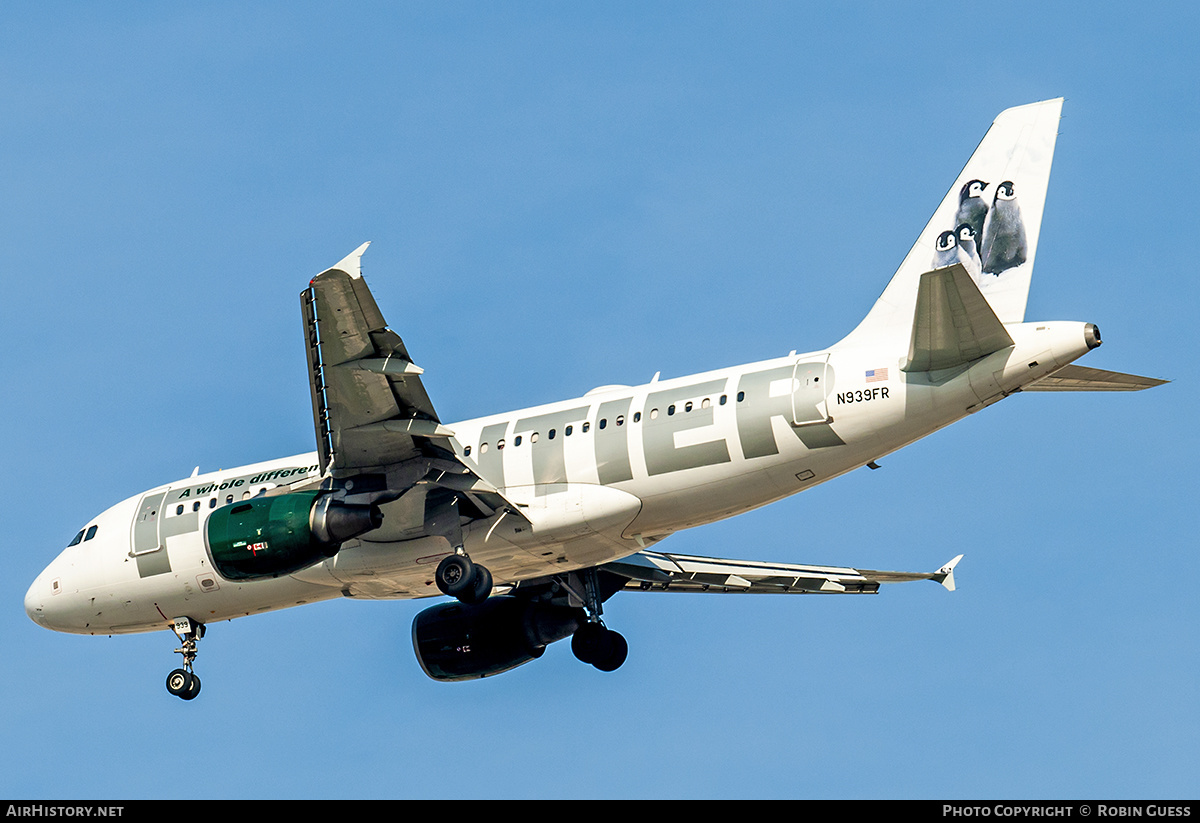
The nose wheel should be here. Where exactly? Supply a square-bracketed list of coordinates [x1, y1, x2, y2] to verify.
[166, 617, 205, 701]
[166, 667, 201, 700]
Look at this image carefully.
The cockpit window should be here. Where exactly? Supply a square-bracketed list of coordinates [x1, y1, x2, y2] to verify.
[67, 525, 98, 547]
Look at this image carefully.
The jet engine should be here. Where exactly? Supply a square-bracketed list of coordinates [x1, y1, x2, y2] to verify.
[412, 596, 582, 681]
[206, 491, 382, 581]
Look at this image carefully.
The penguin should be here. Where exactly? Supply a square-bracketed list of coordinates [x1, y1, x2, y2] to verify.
[932, 229, 968, 271]
[954, 179, 989, 253]
[955, 222, 983, 283]
[980, 180, 1028, 275]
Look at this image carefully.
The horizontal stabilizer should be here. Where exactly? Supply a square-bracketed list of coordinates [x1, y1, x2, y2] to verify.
[1023, 364, 1169, 392]
[904, 264, 1013, 372]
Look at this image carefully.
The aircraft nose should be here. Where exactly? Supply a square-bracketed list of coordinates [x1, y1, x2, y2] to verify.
[25, 563, 67, 630]
[24, 573, 49, 628]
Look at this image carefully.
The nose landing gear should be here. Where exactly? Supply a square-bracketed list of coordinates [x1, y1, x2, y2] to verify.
[166, 667, 201, 700]
[165, 617, 204, 701]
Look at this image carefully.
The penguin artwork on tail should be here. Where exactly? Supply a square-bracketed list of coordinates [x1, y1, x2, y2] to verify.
[955, 222, 983, 282]
[954, 179, 990, 252]
[932, 228, 982, 285]
[981, 180, 1028, 275]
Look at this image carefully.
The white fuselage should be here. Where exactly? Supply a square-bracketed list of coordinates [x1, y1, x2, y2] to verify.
[24, 320, 1094, 636]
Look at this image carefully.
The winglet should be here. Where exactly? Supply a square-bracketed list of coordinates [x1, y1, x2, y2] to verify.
[331, 242, 372, 279]
[933, 554, 964, 591]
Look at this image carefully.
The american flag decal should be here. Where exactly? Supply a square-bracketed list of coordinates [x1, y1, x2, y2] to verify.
[865, 368, 888, 383]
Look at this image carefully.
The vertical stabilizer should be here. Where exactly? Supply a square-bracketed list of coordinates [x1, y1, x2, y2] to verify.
[838, 99, 1063, 351]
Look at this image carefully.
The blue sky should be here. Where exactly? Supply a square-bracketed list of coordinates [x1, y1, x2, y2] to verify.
[2, 2, 1196, 799]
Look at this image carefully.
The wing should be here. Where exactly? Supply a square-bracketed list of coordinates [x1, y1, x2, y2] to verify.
[302, 243, 443, 474]
[301, 244, 526, 532]
[601, 550, 963, 593]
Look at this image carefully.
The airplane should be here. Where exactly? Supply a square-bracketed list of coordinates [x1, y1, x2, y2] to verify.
[25, 98, 1166, 699]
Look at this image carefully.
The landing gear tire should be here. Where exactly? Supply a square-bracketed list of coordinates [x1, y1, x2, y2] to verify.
[166, 668, 202, 700]
[572, 624, 628, 671]
[461, 563, 493, 605]
[435, 554, 476, 598]
[572, 622, 627, 672]
[571, 622, 608, 664]
[436, 554, 493, 604]
[592, 630, 628, 672]
[183, 673, 202, 700]
[166, 668, 192, 697]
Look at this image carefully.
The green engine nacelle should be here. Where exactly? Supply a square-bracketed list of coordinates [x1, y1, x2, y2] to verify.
[206, 491, 382, 581]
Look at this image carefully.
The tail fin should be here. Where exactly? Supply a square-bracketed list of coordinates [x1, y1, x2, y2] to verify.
[838, 99, 1063, 350]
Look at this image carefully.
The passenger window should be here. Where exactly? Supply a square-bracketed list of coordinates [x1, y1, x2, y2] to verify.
[480, 442, 489, 454]
[225, 495, 234, 504]
[668, 405, 675, 416]
[720, 394, 728, 405]
[685, 401, 693, 412]
[565, 425, 573, 436]
[193, 501, 201, 512]
[650, 408, 659, 420]
[616, 415, 625, 426]
[582, 422, 590, 433]
[549, 429, 556, 440]
[176, 504, 184, 515]
[497, 439, 506, 450]
[633, 412, 641, 423]
[514, 435, 523, 446]
[737, 391, 745, 402]
[209, 498, 217, 509]
[464, 445, 472, 457]
[702, 398, 711, 409]
[599, 419, 607, 430]
[85, 525, 98, 541]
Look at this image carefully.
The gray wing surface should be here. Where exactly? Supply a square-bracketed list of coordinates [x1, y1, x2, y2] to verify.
[1023, 364, 1168, 392]
[602, 550, 962, 593]
[303, 243, 446, 474]
[301, 243, 526, 526]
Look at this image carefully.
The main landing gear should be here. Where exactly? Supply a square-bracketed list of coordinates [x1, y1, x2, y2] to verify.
[435, 552, 493, 605]
[568, 569, 628, 673]
[165, 616, 204, 701]
[571, 621, 628, 672]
